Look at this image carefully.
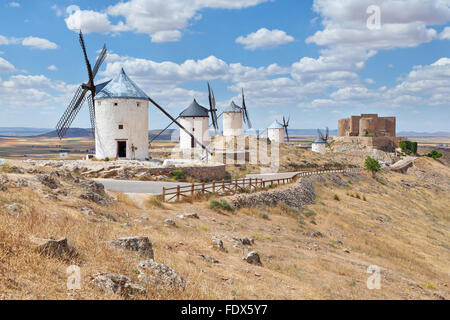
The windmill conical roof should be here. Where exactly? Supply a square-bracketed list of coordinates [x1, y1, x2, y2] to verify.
[224, 101, 242, 113]
[180, 99, 209, 118]
[95, 68, 149, 100]
[314, 136, 326, 143]
[268, 120, 284, 129]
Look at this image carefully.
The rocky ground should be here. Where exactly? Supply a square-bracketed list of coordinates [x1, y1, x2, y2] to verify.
[0, 153, 448, 300]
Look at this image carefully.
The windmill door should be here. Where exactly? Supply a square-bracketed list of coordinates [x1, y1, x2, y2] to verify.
[191, 137, 195, 148]
[117, 141, 127, 158]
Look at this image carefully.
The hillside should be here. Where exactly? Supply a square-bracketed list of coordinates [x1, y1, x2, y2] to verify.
[0, 155, 448, 299]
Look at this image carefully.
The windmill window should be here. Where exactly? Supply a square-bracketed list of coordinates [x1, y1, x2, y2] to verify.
[137, 102, 140, 107]
[97, 101, 101, 106]
[118, 125, 124, 130]
[114, 102, 118, 106]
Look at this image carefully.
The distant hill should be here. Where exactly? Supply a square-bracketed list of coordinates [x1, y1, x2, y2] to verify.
[398, 131, 450, 138]
[0, 127, 51, 136]
[38, 128, 93, 138]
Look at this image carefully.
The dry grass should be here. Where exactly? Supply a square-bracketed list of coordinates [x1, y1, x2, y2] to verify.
[0, 157, 449, 300]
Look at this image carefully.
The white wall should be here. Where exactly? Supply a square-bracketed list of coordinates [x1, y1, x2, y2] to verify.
[268, 128, 284, 143]
[312, 143, 326, 154]
[223, 112, 243, 137]
[95, 98, 149, 160]
[179, 117, 210, 150]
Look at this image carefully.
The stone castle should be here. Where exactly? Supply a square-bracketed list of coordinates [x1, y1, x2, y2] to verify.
[336, 114, 403, 151]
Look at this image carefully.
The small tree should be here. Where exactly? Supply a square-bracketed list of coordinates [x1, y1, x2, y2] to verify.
[426, 150, 442, 159]
[364, 156, 381, 177]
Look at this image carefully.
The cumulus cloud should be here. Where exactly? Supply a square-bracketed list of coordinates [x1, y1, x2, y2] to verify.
[8, 2, 20, 8]
[64, 0, 271, 42]
[440, 26, 450, 39]
[0, 57, 15, 74]
[236, 28, 294, 50]
[22, 37, 59, 50]
[48, 65, 57, 71]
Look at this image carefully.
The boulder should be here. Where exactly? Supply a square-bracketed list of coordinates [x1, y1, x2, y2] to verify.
[109, 236, 154, 259]
[0, 175, 9, 191]
[164, 218, 176, 227]
[91, 273, 146, 297]
[33, 237, 77, 260]
[245, 251, 262, 266]
[137, 260, 186, 290]
[80, 191, 110, 206]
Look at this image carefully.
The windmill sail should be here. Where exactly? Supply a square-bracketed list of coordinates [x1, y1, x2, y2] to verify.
[208, 82, 219, 133]
[56, 31, 107, 139]
[241, 88, 252, 129]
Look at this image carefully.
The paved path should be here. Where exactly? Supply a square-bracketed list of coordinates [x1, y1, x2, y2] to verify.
[94, 178, 190, 195]
[245, 171, 300, 181]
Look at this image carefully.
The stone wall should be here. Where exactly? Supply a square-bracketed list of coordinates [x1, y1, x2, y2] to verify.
[334, 136, 405, 151]
[338, 114, 396, 137]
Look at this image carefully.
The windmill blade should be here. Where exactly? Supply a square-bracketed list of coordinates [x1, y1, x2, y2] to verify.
[285, 126, 290, 143]
[147, 97, 213, 155]
[92, 44, 107, 79]
[87, 93, 96, 137]
[79, 31, 94, 85]
[56, 86, 88, 138]
[317, 129, 324, 140]
[325, 127, 329, 141]
[207, 82, 219, 132]
[241, 88, 252, 129]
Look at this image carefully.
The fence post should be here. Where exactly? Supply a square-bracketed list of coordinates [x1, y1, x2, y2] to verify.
[202, 182, 205, 196]
[176, 185, 180, 202]
[235, 179, 238, 193]
[162, 187, 166, 202]
[212, 181, 216, 193]
[249, 178, 252, 192]
[191, 183, 194, 198]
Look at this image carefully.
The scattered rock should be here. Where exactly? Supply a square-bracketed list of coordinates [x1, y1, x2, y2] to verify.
[164, 218, 176, 227]
[211, 236, 225, 251]
[44, 194, 58, 201]
[109, 237, 154, 259]
[137, 260, 186, 290]
[80, 191, 110, 206]
[0, 175, 9, 191]
[307, 231, 324, 238]
[198, 254, 220, 264]
[37, 174, 59, 189]
[4, 203, 27, 213]
[91, 273, 146, 297]
[234, 237, 254, 246]
[33, 237, 77, 260]
[245, 251, 262, 266]
[343, 248, 351, 254]
[186, 213, 200, 219]
[81, 207, 96, 216]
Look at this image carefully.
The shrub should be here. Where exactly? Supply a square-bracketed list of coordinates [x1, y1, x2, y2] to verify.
[364, 156, 381, 177]
[209, 199, 235, 212]
[171, 169, 185, 180]
[399, 140, 418, 155]
[260, 212, 270, 220]
[303, 209, 316, 217]
[334, 194, 340, 201]
[104, 157, 110, 162]
[146, 195, 164, 209]
[426, 150, 442, 159]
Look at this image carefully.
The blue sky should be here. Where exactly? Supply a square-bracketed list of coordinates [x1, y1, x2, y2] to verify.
[0, 0, 449, 131]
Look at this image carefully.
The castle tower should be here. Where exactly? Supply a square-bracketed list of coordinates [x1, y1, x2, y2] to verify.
[267, 120, 285, 143]
[223, 101, 243, 137]
[179, 99, 210, 150]
[94, 68, 149, 160]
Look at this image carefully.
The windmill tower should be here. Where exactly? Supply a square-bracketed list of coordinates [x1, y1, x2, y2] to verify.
[267, 120, 284, 143]
[222, 101, 242, 137]
[312, 128, 329, 154]
[179, 99, 210, 150]
[94, 68, 150, 160]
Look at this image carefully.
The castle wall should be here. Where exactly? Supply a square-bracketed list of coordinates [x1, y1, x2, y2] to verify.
[338, 114, 396, 137]
[95, 98, 149, 160]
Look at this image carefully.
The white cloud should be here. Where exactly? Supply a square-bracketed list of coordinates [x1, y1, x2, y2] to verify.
[51, 4, 63, 17]
[236, 28, 294, 50]
[48, 65, 57, 71]
[8, 2, 20, 8]
[365, 78, 375, 84]
[440, 26, 450, 40]
[0, 57, 15, 74]
[64, 0, 271, 42]
[22, 36, 59, 50]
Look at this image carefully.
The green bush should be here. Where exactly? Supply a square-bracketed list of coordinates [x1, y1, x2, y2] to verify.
[364, 156, 381, 177]
[209, 199, 235, 212]
[334, 194, 340, 201]
[171, 169, 185, 180]
[399, 140, 418, 155]
[426, 150, 442, 159]
[104, 157, 110, 162]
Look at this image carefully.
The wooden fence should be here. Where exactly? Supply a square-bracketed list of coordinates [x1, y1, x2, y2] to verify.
[162, 167, 362, 202]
